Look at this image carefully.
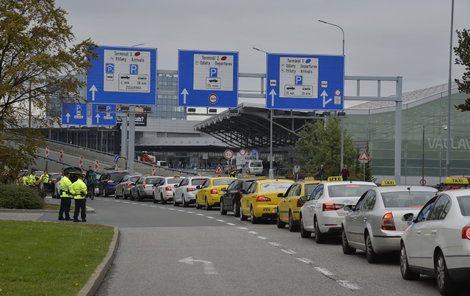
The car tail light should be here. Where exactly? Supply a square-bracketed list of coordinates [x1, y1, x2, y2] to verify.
[297, 198, 305, 207]
[210, 189, 219, 195]
[322, 203, 344, 211]
[165, 186, 172, 191]
[187, 187, 196, 192]
[381, 212, 396, 231]
[107, 180, 114, 184]
[256, 196, 271, 202]
[462, 226, 470, 240]
[127, 182, 134, 187]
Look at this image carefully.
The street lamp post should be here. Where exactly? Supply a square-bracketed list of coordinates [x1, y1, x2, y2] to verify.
[318, 20, 345, 56]
[446, 0, 455, 176]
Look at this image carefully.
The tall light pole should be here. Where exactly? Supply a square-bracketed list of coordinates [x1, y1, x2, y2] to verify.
[446, 0, 455, 176]
[252, 46, 274, 179]
[318, 20, 345, 56]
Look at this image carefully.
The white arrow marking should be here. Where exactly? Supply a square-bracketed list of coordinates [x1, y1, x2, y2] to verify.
[95, 113, 101, 124]
[181, 88, 189, 104]
[178, 257, 218, 275]
[89, 85, 98, 101]
[65, 113, 70, 123]
[321, 90, 332, 108]
[269, 89, 277, 107]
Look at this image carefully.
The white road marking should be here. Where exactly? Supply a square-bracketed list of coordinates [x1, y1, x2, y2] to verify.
[177, 209, 185, 212]
[206, 216, 215, 219]
[159, 206, 164, 209]
[226, 223, 235, 226]
[196, 213, 204, 216]
[123, 202, 130, 204]
[178, 257, 218, 275]
[257, 236, 267, 240]
[248, 231, 258, 235]
[315, 267, 334, 277]
[296, 257, 313, 264]
[280, 249, 296, 255]
[150, 205, 156, 208]
[186, 211, 195, 214]
[131, 203, 138, 205]
[336, 280, 361, 290]
[168, 208, 175, 211]
[236, 226, 248, 230]
[216, 219, 225, 222]
[268, 242, 281, 247]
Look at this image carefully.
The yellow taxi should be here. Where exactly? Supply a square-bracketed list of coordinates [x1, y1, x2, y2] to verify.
[276, 178, 320, 232]
[240, 178, 294, 224]
[195, 177, 236, 210]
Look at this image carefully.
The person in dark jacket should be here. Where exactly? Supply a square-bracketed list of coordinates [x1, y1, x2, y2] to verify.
[341, 165, 350, 181]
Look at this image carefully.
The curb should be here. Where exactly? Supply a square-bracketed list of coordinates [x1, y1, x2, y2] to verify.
[77, 226, 120, 296]
[0, 207, 96, 214]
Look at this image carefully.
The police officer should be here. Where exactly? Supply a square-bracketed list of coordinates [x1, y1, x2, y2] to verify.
[58, 171, 72, 221]
[71, 174, 88, 222]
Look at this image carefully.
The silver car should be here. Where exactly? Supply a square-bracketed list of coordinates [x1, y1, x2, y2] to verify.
[173, 176, 209, 207]
[342, 186, 437, 263]
[131, 176, 164, 201]
[115, 174, 142, 199]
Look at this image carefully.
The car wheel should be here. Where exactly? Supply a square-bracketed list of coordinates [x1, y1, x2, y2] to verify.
[220, 200, 227, 215]
[130, 191, 135, 201]
[161, 194, 166, 205]
[250, 207, 259, 224]
[299, 217, 311, 238]
[435, 250, 454, 295]
[288, 211, 299, 232]
[173, 195, 178, 206]
[204, 197, 211, 210]
[314, 218, 326, 244]
[153, 196, 157, 203]
[342, 228, 356, 255]
[240, 205, 248, 221]
[276, 209, 286, 229]
[137, 191, 142, 202]
[365, 232, 379, 263]
[114, 189, 120, 199]
[195, 198, 201, 209]
[400, 243, 419, 280]
[182, 195, 187, 207]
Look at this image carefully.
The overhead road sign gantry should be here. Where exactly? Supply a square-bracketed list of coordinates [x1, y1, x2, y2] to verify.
[92, 104, 117, 126]
[87, 45, 157, 105]
[61, 103, 87, 126]
[178, 49, 239, 108]
[266, 53, 344, 110]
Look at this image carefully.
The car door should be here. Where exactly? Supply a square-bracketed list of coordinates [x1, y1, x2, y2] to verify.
[306, 184, 324, 230]
[361, 190, 377, 238]
[224, 180, 239, 210]
[243, 181, 257, 213]
[347, 191, 370, 246]
[279, 184, 295, 221]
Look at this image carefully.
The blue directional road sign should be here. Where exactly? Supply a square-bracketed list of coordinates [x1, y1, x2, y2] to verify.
[266, 53, 344, 110]
[178, 50, 239, 108]
[92, 104, 117, 126]
[61, 103, 87, 126]
[87, 46, 157, 105]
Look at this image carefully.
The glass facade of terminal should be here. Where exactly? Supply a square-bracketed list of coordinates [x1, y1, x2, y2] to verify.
[342, 92, 470, 178]
[155, 72, 185, 119]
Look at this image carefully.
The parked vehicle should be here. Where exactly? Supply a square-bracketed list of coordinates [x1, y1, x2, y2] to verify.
[342, 185, 437, 263]
[300, 180, 376, 243]
[245, 160, 263, 176]
[115, 174, 142, 199]
[97, 170, 128, 196]
[156, 161, 168, 168]
[153, 176, 181, 204]
[195, 177, 236, 210]
[220, 178, 256, 217]
[173, 177, 208, 207]
[132, 176, 164, 201]
[400, 189, 470, 295]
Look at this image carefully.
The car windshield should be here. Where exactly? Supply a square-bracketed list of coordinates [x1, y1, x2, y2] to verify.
[259, 182, 292, 193]
[250, 161, 262, 168]
[146, 178, 162, 185]
[328, 184, 376, 198]
[381, 191, 436, 208]
[457, 195, 470, 216]
[192, 178, 207, 186]
[213, 179, 234, 186]
[167, 178, 181, 184]
[305, 184, 318, 195]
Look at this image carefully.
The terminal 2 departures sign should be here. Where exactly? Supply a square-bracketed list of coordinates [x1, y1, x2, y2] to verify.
[266, 53, 344, 110]
[178, 50, 239, 108]
[87, 46, 157, 105]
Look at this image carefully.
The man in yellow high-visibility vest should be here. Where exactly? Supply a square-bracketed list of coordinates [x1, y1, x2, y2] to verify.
[70, 174, 88, 222]
[58, 172, 73, 221]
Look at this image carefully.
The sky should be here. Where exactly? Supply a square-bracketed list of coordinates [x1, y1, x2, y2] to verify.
[56, 0, 470, 96]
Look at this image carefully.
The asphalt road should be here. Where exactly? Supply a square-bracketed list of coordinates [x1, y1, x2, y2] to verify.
[38, 197, 470, 296]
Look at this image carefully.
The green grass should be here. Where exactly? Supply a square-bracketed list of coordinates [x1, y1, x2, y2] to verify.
[0, 221, 114, 296]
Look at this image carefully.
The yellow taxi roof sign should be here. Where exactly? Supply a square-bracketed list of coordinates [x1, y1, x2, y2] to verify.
[304, 177, 316, 181]
[380, 180, 396, 186]
[327, 176, 343, 182]
[257, 176, 267, 180]
[444, 177, 469, 185]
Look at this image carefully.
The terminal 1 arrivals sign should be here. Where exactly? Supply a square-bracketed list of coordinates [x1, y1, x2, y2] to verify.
[266, 53, 344, 110]
[178, 50, 239, 108]
[87, 46, 157, 105]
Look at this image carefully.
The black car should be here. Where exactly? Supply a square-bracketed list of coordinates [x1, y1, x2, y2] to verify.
[220, 178, 256, 217]
[97, 170, 129, 196]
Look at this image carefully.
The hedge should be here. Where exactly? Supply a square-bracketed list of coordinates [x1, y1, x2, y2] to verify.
[0, 185, 44, 209]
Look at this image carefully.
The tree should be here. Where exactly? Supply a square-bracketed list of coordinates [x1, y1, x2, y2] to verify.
[293, 116, 357, 179]
[455, 29, 470, 111]
[0, 0, 94, 182]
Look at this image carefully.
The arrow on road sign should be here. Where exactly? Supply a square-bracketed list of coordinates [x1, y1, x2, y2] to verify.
[269, 89, 276, 106]
[321, 90, 332, 108]
[181, 88, 189, 105]
[65, 113, 70, 123]
[89, 85, 98, 101]
[95, 113, 101, 124]
[178, 257, 218, 275]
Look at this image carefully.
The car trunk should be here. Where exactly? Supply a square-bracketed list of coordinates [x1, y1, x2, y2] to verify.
[385, 208, 422, 231]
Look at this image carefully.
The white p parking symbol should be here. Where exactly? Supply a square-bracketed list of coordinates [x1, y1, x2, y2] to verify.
[130, 64, 139, 75]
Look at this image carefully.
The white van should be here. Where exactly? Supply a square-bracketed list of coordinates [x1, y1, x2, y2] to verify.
[246, 160, 263, 175]
[156, 161, 168, 168]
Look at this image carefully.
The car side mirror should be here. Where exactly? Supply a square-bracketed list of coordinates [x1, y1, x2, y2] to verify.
[403, 213, 414, 223]
[299, 196, 307, 203]
[240, 189, 246, 194]
[221, 188, 227, 192]
[196, 185, 201, 189]
[277, 193, 285, 198]
[344, 205, 355, 212]
[174, 184, 179, 188]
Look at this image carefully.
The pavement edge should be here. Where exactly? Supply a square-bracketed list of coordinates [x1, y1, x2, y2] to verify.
[77, 226, 120, 296]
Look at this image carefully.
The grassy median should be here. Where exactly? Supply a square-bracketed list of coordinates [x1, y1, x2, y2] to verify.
[0, 220, 114, 296]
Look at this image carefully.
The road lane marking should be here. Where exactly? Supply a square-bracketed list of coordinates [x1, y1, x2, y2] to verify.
[236, 227, 248, 230]
[196, 213, 204, 216]
[336, 280, 360, 290]
[216, 219, 225, 222]
[248, 231, 258, 235]
[168, 208, 175, 211]
[314, 267, 334, 276]
[186, 211, 195, 214]
[150, 205, 156, 208]
[257, 236, 267, 240]
[268, 242, 281, 247]
[206, 216, 215, 219]
[177, 209, 185, 212]
[178, 257, 218, 275]
[296, 257, 313, 264]
[131, 203, 138, 205]
[226, 223, 235, 226]
[158, 206, 164, 209]
[280, 249, 296, 255]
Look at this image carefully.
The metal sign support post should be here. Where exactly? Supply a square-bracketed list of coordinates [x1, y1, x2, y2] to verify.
[340, 124, 344, 172]
[269, 109, 274, 179]
[120, 113, 128, 165]
[394, 77, 403, 183]
[128, 108, 136, 174]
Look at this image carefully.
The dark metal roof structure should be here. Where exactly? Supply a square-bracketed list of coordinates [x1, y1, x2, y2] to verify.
[194, 103, 326, 148]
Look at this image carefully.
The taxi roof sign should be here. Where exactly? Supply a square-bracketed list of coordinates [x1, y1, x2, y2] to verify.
[304, 177, 317, 181]
[327, 176, 343, 182]
[444, 177, 469, 185]
[380, 180, 396, 187]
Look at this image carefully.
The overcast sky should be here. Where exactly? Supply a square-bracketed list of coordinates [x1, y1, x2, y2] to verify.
[57, 0, 470, 95]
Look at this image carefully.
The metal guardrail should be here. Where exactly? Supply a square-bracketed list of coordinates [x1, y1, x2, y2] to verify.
[45, 139, 115, 157]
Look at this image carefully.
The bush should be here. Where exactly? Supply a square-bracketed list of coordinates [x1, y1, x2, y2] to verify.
[0, 185, 44, 209]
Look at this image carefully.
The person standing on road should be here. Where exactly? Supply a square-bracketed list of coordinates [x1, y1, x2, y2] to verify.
[85, 166, 97, 200]
[39, 170, 50, 198]
[70, 174, 88, 222]
[340, 165, 350, 181]
[315, 164, 325, 181]
[58, 171, 73, 221]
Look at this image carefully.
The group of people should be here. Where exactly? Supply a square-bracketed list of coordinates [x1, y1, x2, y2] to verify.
[314, 164, 350, 181]
[19, 170, 50, 198]
[58, 170, 88, 222]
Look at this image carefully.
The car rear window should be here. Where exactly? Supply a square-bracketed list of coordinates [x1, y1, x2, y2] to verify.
[192, 178, 207, 186]
[110, 172, 128, 182]
[259, 182, 292, 193]
[305, 184, 318, 195]
[167, 178, 181, 184]
[249, 161, 263, 168]
[381, 191, 436, 208]
[146, 178, 162, 185]
[130, 176, 141, 182]
[457, 196, 470, 216]
[328, 184, 376, 198]
[213, 179, 234, 186]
